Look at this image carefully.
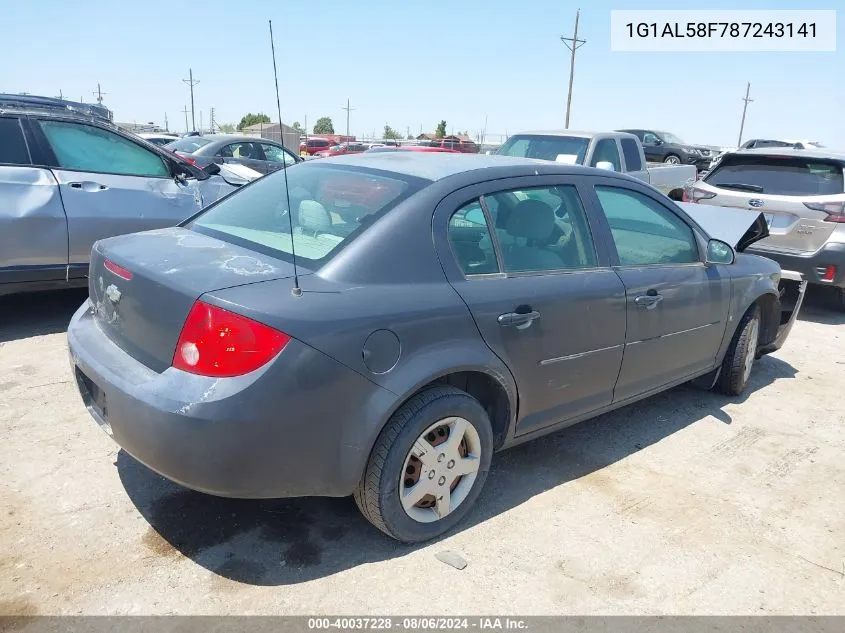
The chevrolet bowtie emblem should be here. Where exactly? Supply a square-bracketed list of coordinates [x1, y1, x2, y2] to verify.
[105, 284, 122, 304]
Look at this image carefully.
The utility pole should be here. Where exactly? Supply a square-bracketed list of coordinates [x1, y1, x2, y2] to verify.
[199, 111, 204, 134]
[561, 8, 586, 129]
[181, 105, 190, 133]
[342, 98, 355, 139]
[209, 107, 215, 133]
[56, 90, 63, 100]
[737, 82, 753, 147]
[164, 112, 169, 132]
[92, 83, 107, 104]
[182, 69, 199, 131]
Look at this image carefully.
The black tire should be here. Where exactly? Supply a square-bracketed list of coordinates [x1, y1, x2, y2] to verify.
[354, 386, 493, 543]
[715, 305, 760, 396]
[663, 154, 681, 165]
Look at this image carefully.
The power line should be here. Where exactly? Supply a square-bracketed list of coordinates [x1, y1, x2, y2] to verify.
[342, 98, 355, 139]
[737, 82, 754, 147]
[182, 69, 199, 132]
[560, 8, 586, 129]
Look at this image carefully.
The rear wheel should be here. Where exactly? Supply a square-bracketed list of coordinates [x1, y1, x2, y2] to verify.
[354, 386, 493, 543]
[664, 154, 681, 165]
[715, 306, 760, 396]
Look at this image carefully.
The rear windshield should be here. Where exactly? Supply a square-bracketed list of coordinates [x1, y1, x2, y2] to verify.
[165, 137, 213, 153]
[496, 135, 589, 164]
[705, 155, 845, 196]
[189, 164, 423, 265]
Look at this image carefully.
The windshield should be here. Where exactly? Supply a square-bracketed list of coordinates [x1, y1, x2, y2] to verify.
[165, 137, 213, 153]
[189, 164, 423, 265]
[658, 131, 685, 144]
[705, 155, 845, 196]
[496, 135, 589, 163]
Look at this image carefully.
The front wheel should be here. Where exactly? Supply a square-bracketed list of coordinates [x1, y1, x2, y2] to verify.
[664, 154, 681, 165]
[354, 386, 493, 542]
[715, 306, 760, 396]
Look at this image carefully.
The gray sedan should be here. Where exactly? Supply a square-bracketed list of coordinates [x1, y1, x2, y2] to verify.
[68, 154, 804, 542]
[166, 134, 301, 175]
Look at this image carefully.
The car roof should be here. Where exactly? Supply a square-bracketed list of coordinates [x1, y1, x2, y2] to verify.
[512, 130, 639, 140]
[729, 147, 845, 161]
[318, 151, 601, 181]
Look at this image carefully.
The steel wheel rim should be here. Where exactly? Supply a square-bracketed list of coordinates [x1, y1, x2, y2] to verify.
[399, 417, 482, 524]
[665, 156, 680, 164]
[743, 319, 759, 383]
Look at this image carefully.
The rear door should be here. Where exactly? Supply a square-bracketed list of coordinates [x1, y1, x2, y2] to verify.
[434, 176, 627, 435]
[34, 119, 202, 275]
[700, 153, 844, 254]
[0, 116, 68, 282]
[619, 137, 649, 182]
[587, 181, 730, 402]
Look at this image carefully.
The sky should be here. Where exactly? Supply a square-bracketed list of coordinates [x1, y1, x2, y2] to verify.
[1, 0, 842, 148]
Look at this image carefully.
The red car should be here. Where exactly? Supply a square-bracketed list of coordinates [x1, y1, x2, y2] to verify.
[314, 142, 368, 158]
[299, 137, 334, 156]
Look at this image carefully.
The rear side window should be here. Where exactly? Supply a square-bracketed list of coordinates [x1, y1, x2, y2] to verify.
[620, 138, 643, 171]
[590, 138, 621, 171]
[595, 186, 699, 266]
[191, 165, 419, 265]
[0, 117, 31, 165]
[448, 201, 499, 275]
[705, 156, 844, 196]
[165, 137, 213, 153]
[39, 121, 169, 177]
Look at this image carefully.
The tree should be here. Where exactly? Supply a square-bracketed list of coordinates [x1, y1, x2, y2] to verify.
[217, 122, 236, 134]
[435, 120, 447, 138]
[313, 116, 335, 135]
[237, 112, 271, 130]
[383, 124, 401, 140]
[292, 121, 303, 133]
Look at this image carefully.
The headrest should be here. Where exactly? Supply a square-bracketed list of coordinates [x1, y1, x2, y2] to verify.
[298, 200, 332, 233]
[506, 199, 555, 241]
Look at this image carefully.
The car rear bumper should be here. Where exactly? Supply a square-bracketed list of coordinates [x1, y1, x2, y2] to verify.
[758, 270, 807, 355]
[68, 301, 394, 499]
[747, 241, 845, 289]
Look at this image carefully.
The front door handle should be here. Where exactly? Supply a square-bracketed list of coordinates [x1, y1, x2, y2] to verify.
[497, 310, 541, 327]
[634, 294, 664, 310]
[69, 181, 108, 192]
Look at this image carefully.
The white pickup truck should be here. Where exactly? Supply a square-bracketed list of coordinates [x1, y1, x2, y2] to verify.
[495, 130, 697, 200]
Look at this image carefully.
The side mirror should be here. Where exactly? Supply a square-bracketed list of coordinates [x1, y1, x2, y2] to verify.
[706, 239, 735, 265]
[653, 138, 664, 146]
[595, 161, 615, 171]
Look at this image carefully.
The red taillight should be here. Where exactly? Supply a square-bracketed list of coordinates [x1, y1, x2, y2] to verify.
[103, 259, 133, 280]
[172, 301, 290, 377]
[822, 265, 837, 281]
[804, 201, 845, 221]
[181, 155, 199, 166]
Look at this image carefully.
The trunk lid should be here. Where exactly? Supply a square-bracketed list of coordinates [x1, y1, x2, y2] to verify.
[698, 153, 845, 254]
[677, 202, 769, 252]
[89, 227, 296, 372]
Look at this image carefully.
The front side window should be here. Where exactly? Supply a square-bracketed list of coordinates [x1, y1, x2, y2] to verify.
[642, 132, 660, 145]
[221, 142, 261, 160]
[39, 121, 169, 177]
[0, 117, 30, 165]
[620, 138, 643, 171]
[590, 138, 621, 171]
[448, 201, 499, 275]
[260, 143, 296, 165]
[191, 164, 419, 265]
[595, 186, 699, 266]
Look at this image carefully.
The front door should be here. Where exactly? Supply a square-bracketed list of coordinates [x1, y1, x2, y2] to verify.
[434, 178, 627, 435]
[590, 184, 731, 402]
[35, 119, 202, 272]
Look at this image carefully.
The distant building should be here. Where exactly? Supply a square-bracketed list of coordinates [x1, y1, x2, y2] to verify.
[117, 122, 166, 134]
[241, 121, 301, 154]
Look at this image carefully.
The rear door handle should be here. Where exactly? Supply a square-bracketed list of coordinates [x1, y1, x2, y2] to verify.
[497, 310, 541, 327]
[634, 294, 663, 310]
[69, 181, 108, 192]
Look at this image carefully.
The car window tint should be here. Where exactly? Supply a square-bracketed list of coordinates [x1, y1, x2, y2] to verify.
[448, 201, 499, 275]
[483, 186, 597, 273]
[590, 139, 621, 171]
[705, 155, 844, 196]
[642, 132, 659, 144]
[620, 138, 643, 171]
[38, 121, 169, 177]
[191, 166, 418, 265]
[221, 142, 260, 159]
[497, 135, 589, 164]
[165, 137, 213, 153]
[0, 117, 30, 165]
[595, 186, 699, 266]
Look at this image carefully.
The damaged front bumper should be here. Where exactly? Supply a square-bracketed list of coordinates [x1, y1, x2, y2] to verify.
[758, 270, 807, 356]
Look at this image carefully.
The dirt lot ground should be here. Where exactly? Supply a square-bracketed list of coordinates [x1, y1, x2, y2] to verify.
[1, 287, 843, 616]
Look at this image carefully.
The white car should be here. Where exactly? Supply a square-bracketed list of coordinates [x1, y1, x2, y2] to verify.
[139, 132, 180, 147]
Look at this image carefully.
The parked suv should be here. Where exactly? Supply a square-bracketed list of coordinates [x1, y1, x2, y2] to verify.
[687, 148, 845, 309]
[617, 129, 713, 171]
[0, 94, 247, 296]
[299, 137, 333, 155]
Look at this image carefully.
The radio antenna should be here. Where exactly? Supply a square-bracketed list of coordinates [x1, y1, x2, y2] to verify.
[269, 19, 301, 297]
